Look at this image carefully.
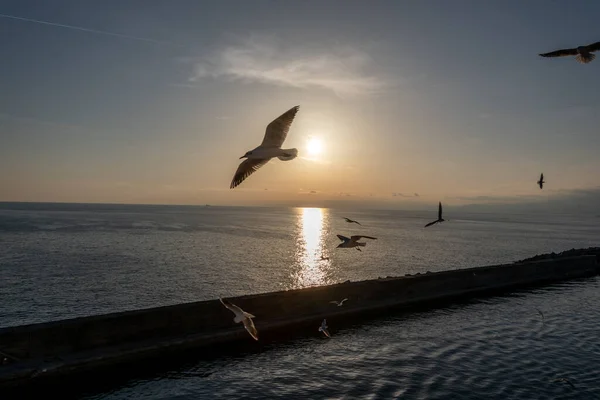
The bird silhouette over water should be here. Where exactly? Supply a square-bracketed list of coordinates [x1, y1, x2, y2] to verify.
[537, 173, 545, 189]
[219, 297, 259, 341]
[319, 319, 331, 338]
[425, 202, 445, 227]
[336, 235, 377, 251]
[539, 41, 600, 64]
[343, 217, 361, 225]
[552, 377, 576, 389]
[230, 105, 300, 189]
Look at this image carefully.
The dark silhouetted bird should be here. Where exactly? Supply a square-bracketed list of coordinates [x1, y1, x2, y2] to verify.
[343, 217, 361, 225]
[539, 41, 600, 64]
[336, 235, 377, 251]
[552, 377, 575, 389]
[425, 202, 445, 227]
[537, 173, 545, 189]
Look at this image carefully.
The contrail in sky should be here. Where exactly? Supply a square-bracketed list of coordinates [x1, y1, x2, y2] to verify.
[0, 13, 182, 46]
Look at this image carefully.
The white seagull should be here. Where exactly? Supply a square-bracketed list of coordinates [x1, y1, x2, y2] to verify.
[219, 297, 259, 341]
[539, 41, 600, 64]
[230, 105, 300, 189]
[319, 319, 331, 338]
[336, 235, 377, 251]
[330, 298, 348, 306]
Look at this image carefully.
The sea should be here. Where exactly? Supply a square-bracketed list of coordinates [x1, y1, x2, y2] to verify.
[1, 202, 599, 399]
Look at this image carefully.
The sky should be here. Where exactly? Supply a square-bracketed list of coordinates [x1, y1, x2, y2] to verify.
[1, 0, 600, 211]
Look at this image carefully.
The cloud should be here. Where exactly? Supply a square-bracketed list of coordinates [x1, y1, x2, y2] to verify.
[190, 36, 388, 96]
[392, 192, 420, 198]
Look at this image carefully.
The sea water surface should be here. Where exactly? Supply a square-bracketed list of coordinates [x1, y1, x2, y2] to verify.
[1, 202, 599, 399]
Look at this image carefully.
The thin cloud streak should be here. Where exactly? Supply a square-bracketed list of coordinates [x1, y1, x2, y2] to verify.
[0, 13, 182, 46]
[190, 37, 388, 96]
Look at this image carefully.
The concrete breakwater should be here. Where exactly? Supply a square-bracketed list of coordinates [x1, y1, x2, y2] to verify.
[1, 250, 599, 391]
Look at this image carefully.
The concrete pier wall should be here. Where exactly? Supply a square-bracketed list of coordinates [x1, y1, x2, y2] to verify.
[0, 254, 598, 389]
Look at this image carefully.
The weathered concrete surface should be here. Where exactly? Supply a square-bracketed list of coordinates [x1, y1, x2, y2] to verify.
[0, 253, 598, 390]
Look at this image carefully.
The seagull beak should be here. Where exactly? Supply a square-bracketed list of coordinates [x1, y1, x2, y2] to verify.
[239, 155, 246, 159]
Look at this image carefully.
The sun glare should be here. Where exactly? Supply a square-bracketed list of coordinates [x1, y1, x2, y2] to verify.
[307, 137, 323, 156]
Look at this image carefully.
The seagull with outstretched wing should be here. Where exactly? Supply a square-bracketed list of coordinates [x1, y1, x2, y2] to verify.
[343, 217, 361, 225]
[537, 173, 545, 189]
[230, 106, 300, 189]
[319, 319, 331, 338]
[330, 298, 348, 306]
[539, 41, 600, 63]
[336, 234, 377, 251]
[425, 202, 445, 227]
[219, 297, 259, 341]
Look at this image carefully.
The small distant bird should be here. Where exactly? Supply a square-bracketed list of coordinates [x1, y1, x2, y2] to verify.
[539, 41, 600, 64]
[330, 298, 348, 306]
[230, 106, 300, 189]
[424, 202, 445, 227]
[537, 173, 545, 189]
[537, 309, 545, 323]
[343, 217, 361, 225]
[319, 319, 331, 338]
[552, 377, 576, 389]
[219, 297, 259, 341]
[336, 234, 377, 251]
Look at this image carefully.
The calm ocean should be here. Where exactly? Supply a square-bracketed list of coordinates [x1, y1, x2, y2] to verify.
[1, 202, 599, 399]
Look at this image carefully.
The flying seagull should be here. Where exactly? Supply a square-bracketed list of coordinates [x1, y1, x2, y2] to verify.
[343, 217, 361, 225]
[319, 319, 331, 338]
[424, 202, 445, 227]
[537, 308, 545, 323]
[230, 105, 300, 189]
[219, 297, 259, 341]
[539, 41, 600, 64]
[336, 234, 377, 251]
[537, 173, 545, 189]
[330, 298, 348, 306]
[551, 377, 576, 389]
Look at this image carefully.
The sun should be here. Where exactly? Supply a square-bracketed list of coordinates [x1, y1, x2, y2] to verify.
[306, 137, 323, 156]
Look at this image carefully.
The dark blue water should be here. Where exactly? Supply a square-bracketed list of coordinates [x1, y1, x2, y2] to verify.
[83, 278, 600, 400]
[1, 202, 599, 399]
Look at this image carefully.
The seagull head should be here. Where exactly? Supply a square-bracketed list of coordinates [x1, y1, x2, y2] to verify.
[240, 151, 252, 159]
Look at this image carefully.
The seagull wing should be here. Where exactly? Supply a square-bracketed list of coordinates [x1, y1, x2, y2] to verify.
[540, 173, 543, 181]
[337, 234, 350, 242]
[230, 158, 270, 189]
[243, 317, 259, 341]
[322, 328, 331, 338]
[539, 48, 578, 58]
[438, 202, 443, 220]
[350, 235, 377, 241]
[219, 298, 245, 317]
[424, 220, 437, 227]
[586, 41, 600, 52]
[261, 105, 299, 148]
[340, 298, 348, 304]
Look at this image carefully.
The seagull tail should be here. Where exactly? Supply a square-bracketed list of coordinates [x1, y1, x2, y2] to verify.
[278, 148, 298, 161]
[576, 53, 595, 63]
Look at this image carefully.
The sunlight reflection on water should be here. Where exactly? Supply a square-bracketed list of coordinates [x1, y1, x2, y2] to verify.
[290, 207, 332, 288]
